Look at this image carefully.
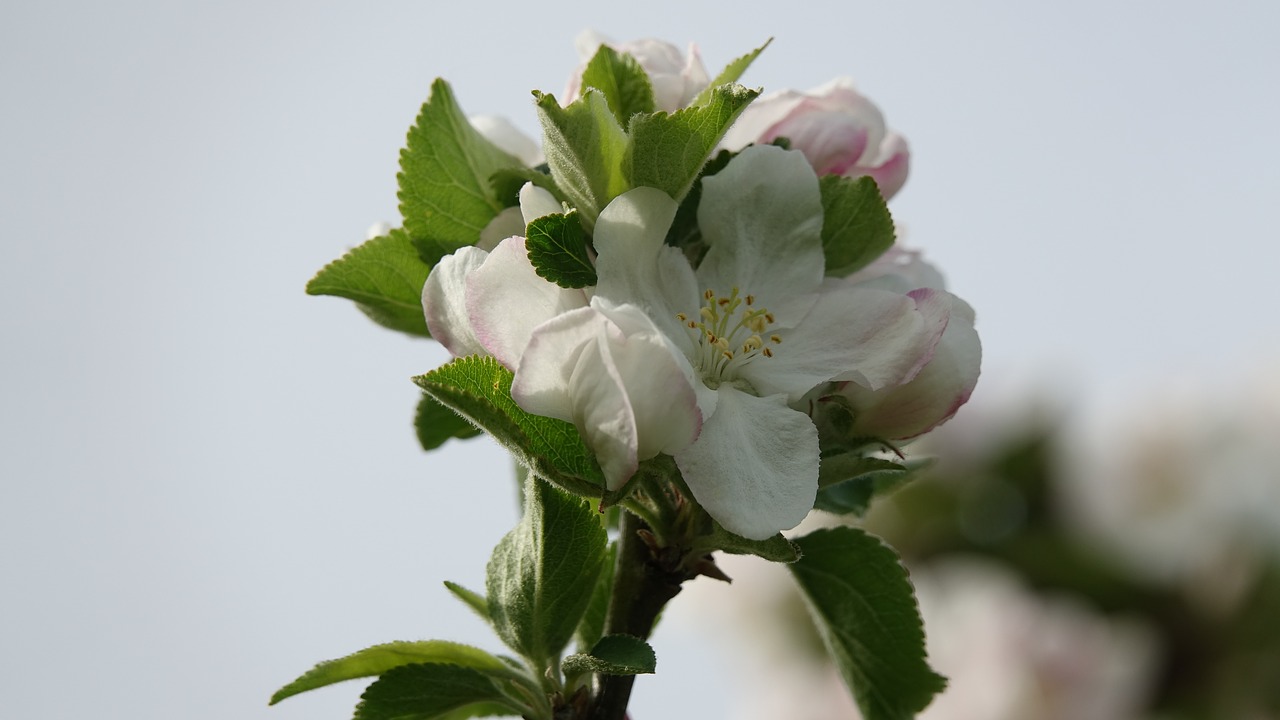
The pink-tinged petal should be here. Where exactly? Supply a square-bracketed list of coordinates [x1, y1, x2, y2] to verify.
[519, 183, 562, 225]
[841, 293, 981, 440]
[774, 109, 869, 176]
[697, 146, 825, 319]
[466, 237, 588, 369]
[513, 304, 701, 490]
[675, 387, 819, 540]
[422, 246, 489, 357]
[720, 90, 808, 151]
[848, 244, 946, 293]
[593, 187, 701, 348]
[856, 133, 909, 201]
[743, 286, 947, 400]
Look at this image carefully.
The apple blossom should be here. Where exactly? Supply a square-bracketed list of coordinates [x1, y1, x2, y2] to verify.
[564, 30, 710, 113]
[722, 77, 911, 200]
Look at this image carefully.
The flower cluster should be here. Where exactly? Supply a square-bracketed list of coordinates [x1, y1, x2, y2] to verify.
[422, 34, 979, 540]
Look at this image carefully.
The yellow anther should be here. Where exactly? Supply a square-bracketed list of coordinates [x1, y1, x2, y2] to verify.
[706, 333, 718, 344]
[714, 337, 730, 352]
[722, 350, 735, 360]
[745, 294, 755, 306]
[676, 312, 687, 322]
[748, 315, 767, 333]
[765, 312, 775, 324]
[743, 335, 763, 352]
[700, 307, 715, 322]
[762, 347, 774, 358]
[770, 334, 782, 344]
[718, 297, 731, 307]
[704, 289, 715, 301]
[687, 321, 698, 329]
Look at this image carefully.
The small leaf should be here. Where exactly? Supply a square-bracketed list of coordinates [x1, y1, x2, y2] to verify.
[698, 521, 800, 563]
[815, 455, 927, 516]
[354, 663, 527, 720]
[486, 476, 608, 669]
[444, 581, 491, 623]
[690, 39, 773, 107]
[580, 45, 657, 122]
[562, 634, 656, 677]
[414, 356, 606, 496]
[270, 641, 513, 705]
[789, 527, 946, 720]
[525, 211, 597, 289]
[306, 229, 433, 338]
[416, 394, 481, 451]
[626, 84, 760, 203]
[575, 541, 617, 652]
[398, 79, 521, 254]
[535, 89, 629, 230]
[819, 174, 896, 276]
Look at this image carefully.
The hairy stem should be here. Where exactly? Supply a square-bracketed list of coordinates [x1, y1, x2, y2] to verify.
[587, 510, 686, 720]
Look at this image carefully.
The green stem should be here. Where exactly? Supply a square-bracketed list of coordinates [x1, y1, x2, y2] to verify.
[587, 510, 685, 720]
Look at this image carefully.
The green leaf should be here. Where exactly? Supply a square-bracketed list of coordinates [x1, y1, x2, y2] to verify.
[306, 229, 433, 338]
[575, 541, 617, 652]
[789, 527, 946, 720]
[270, 641, 514, 705]
[562, 634, 656, 677]
[398, 78, 521, 254]
[815, 455, 926, 516]
[819, 174, 896, 276]
[625, 84, 760, 203]
[488, 166, 562, 209]
[416, 393, 481, 451]
[354, 663, 527, 720]
[580, 45, 656, 123]
[690, 38, 772, 107]
[413, 356, 606, 497]
[487, 476, 608, 669]
[535, 89, 629, 230]
[444, 581, 491, 624]
[525, 211, 597, 289]
[697, 521, 800, 563]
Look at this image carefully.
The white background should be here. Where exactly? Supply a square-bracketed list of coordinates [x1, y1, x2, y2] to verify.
[2, 1, 1277, 718]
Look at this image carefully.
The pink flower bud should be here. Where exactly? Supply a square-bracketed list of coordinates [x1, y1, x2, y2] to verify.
[723, 78, 910, 200]
[564, 31, 710, 113]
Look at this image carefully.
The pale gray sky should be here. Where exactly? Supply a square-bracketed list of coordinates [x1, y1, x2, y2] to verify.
[2, 1, 1278, 718]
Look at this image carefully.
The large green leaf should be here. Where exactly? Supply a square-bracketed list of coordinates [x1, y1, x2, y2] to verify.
[398, 78, 521, 255]
[575, 541, 617, 652]
[815, 455, 927, 516]
[415, 393, 481, 451]
[270, 641, 513, 705]
[625, 84, 760, 203]
[306, 229, 432, 338]
[486, 476, 608, 669]
[413, 356, 605, 497]
[580, 45, 656, 123]
[819, 174, 896, 277]
[535, 89, 629, 230]
[525, 211, 597, 289]
[789, 527, 946, 720]
[562, 634, 656, 677]
[354, 663, 527, 720]
[689, 39, 772, 107]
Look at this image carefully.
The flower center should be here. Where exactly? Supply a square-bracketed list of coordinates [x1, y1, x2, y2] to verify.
[676, 287, 782, 387]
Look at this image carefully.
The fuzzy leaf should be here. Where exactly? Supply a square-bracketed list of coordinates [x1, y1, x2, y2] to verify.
[398, 79, 520, 255]
[306, 229, 433, 337]
[270, 642, 512, 705]
[413, 356, 605, 497]
[580, 45, 657, 123]
[790, 527, 946, 720]
[535, 89, 629, 230]
[562, 634, 656, 677]
[819, 174, 896, 276]
[443, 581, 491, 623]
[416, 394, 481, 451]
[525, 211, 597, 289]
[626, 84, 760, 203]
[354, 663, 526, 720]
[486, 476, 608, 669]
[690, 39, 772, 107]
[575, 541, 617, 652]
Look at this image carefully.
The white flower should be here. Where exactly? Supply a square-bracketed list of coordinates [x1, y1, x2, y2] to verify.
[722, 77, 910, 199]
[469, 114, 543, 167]
[564, 30, 710, 113]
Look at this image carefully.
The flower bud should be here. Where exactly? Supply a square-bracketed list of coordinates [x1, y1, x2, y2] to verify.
[564, 30, 710, 113]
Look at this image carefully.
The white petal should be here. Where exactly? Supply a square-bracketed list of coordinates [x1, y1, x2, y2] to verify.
[513, 305, 701, 490]
[696, 146, 825, 318]
[422, 246, 489, 357]
[477, 207, 523, 252]
[848, 244, 947, 293]
[519, 183, 563, 225]
[675, 387, 818, 540]
[743, 285, 947, 400]
[593, 186, 701, 347]
[720, 90, 808, 151]
[466, 237, 588, 369]
[843, 293, 981, 440]
[469, 115, 543, 167]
